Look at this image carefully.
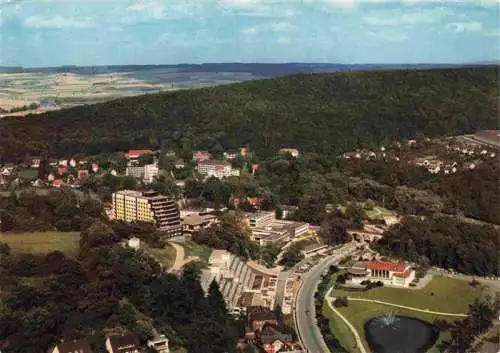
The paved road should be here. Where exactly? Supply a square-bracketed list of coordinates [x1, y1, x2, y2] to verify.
[294, 242, 358, 353]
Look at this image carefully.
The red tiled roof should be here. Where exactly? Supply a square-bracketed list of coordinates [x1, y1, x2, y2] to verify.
[128, 149, 153, 156]
[53, 179, 64, 186]
[368, 260, 408, 273]
[57, 167, 68, 175]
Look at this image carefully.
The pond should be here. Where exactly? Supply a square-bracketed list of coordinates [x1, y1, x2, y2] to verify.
[364, 314, 439, 353]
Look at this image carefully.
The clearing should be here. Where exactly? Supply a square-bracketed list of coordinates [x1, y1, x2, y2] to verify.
[0, 231, 80, 254]
[148, 243, 177, 269]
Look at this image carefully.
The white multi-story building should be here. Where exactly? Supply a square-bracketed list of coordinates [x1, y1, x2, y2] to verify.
[126, 160, 159, 183]
[197, 160, 239, 179]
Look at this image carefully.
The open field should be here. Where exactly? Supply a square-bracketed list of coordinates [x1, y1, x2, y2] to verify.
[325, 300, 455, 353]
[149, 243, 177, 269]
[175, 238, 213, 264]
[0, 231, 80, 254]
[329, 276, 486, 313]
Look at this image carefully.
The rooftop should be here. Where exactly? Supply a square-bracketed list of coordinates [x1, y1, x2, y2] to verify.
[367, 260, 408, 273]
[54, 339, 92, 353]
[198, 159, 231, 167]
[128, 149, 153, 156]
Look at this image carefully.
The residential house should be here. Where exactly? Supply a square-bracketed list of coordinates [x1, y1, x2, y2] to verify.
[248, 311, 278, 331]
[110, 169, 118, 176]
[105, 333, 140, 353]
[78, 169, 89, 180]
[59, 159, 68, 167]
[30, 156, 41, 168]
[174, 159, 185, 169]
[69, 158, 77, 168]
[47, 173, 55, 182]
[279, 148, 299, 158]
[240, 147, 249, 157]
[223, 150, 239, 160]
[407, 140, 417, 145]
[251, 164, 259, 175]
[1, 166, 12, 177]
[147, 335, 170, 353]
[49, 159, 59, 167]
[91, 163, 99, 173]
[128, 149, 154, 160]
[52, 179, 64, 188]
[192, 151, 211, 163]
[51, 338, 92, 353]
[181, 213, 218, 234]
[57, 167, 68, 176]
[258, 323, 293, 349]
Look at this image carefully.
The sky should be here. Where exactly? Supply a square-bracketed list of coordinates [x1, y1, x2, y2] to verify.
[0, 0, 499, 67]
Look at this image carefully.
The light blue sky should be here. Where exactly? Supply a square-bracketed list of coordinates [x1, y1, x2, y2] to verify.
[0, 0, 498, 67]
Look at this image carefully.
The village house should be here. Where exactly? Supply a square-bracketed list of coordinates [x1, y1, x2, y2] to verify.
[59, 159, 68, 167]
[248, 310, 279, 331]
[192, 150, 211, 163]
[279, 148, 299, 158]
[223, 150, 239, 160]
[91, 163, 99, 173]
[147, 335, 170, 353]
[181, 213, 218, 234]
[127, 149, 154, 160]
[52, 179, 64, 188]
[173, 159, 185, 169]
[259, 323, 293, 353]
[69, 158, 77, 167]
[30, 156, 41, 168]
[105, 333, 141, 353]
[51, 338, 92, 353]
[57, 167, 68, 176]
[78, 169, 89, 180]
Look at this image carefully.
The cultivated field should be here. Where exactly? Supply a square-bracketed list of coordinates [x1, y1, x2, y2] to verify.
[0, 231, 81, 254]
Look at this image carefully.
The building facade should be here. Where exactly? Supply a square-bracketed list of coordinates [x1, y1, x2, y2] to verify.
[197, 160, 240, 179]
[112, 190, 181, 237]
[348, 260, 415, 287]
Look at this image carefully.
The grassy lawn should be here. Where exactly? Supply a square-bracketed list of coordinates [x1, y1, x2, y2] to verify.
[149, 243, 176, 269]
[323, 300, 360, 353]
[0, 231, 80, 254]
[328, 301, 455, 353]
[329, 276, 486, 314]
[180, 239, 212, 263]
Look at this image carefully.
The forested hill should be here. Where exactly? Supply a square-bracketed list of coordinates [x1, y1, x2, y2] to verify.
[1, 67, 498, 158]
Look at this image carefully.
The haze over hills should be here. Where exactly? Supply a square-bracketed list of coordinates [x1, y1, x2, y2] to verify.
[0, 66, 497, 160]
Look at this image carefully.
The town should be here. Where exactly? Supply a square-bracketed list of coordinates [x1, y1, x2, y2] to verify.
[1, 125, 499, 353]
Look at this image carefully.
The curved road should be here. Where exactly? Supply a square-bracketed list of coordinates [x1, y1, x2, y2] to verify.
[294, 241, 358, 353]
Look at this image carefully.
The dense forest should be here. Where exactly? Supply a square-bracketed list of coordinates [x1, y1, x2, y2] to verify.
[0, 218, 239, 353]
[375, 215, 499, 276]
[0, 67, 498, 159]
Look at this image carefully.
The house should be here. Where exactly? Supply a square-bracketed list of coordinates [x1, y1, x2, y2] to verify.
[240, 147, 249, 157]
[192, 151, 211, 163]
[30, 156, 41, 168]
[147, 335, 170, 353]
[49, 159, 59, 167]
[408, 140, 417, 145]
[110, 169, 118, 176]
[181, 213, 218, 234]
[31, 179, 44, 187]
[223, 150, 239, 160]
[128, 149, 154, 160]
[52, 179, 64, 188]
[127, 237, 141, 250]
[259, 323, 293, 347]
[105, 333, 140, 353]
[57, 167, 68, 176]
[78, 169, 89, 180]
[51, 338, 92, 353]
[59, 159, 68, 167]
[251, 164, 260, 175]
[248, 310, 278, 331]
[1, 167, 12, 176]
[174, 159, 186, 169]
[91, 163, 99, 173]
[279, 148, 299, 158]
[69, 159, 77, 168]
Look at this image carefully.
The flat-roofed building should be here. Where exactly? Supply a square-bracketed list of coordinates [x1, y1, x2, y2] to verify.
[243, 211, 275, 229]
[112, 190, 181, 237]
[197, 159, 239, 179]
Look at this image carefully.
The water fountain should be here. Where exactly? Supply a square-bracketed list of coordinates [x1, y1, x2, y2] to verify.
[377, 312, 399, 327]
[365, 314, 439, 352]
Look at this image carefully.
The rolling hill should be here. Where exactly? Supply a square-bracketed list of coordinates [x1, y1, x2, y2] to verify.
[0, 66, 498, 159]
